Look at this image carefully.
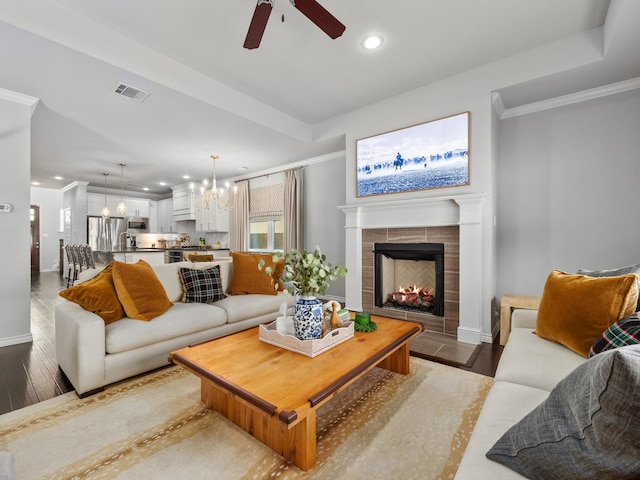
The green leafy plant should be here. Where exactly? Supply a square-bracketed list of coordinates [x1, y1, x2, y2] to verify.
[258, 246, 347, 297]
[354, 320, 377, 332]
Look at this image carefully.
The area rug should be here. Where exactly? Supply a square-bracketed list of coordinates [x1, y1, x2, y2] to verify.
[0, 357, 493, 480]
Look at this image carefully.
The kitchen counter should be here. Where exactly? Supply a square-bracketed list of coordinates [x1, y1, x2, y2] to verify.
[107, 248, 167, 253]
[112, 250, 166, 266]
[94, 247, 230, 265]
[100, 247, 230, 253]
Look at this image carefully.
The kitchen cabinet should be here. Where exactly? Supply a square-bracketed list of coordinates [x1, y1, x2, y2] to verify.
[156, 198, 174, 233]
[126, 198, 150, 217]
[195, 194, 230, 232]
[148, 201, 158, 232]
[88, 193, 118, 217]
[172, 185, 196, 221]
[87, 193, 150, 217]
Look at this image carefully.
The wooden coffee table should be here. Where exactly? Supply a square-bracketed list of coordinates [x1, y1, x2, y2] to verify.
[169, 316, 421, 471]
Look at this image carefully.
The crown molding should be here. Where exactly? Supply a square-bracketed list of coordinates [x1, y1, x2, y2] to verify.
[61, 180, 90, 192]
[0, 87, 40, 115]
[495, 77, 640, 119]
[229, 149, 346, 183]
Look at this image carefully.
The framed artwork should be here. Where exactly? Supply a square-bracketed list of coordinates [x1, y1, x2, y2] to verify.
[356, 111, 470, 197]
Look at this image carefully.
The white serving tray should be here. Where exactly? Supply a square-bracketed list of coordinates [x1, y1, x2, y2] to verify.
[259, 317, 354, 358]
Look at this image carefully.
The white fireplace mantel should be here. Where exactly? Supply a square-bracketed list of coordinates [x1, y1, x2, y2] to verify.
[339, 193, 487, 344]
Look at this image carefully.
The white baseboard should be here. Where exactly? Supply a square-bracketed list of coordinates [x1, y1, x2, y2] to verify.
[481, 332, 495, 344]
[456, 326, 482, 345]
[0, 333, 33, 347]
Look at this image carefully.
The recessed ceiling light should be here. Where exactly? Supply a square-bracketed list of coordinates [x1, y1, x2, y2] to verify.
[143, 187, 150, 191]
[361, 34, 383, 50]
[31, 181, 40, 186]
[183, 175, 190, 180]
[159, 181, 167, 186]
[54, 176, 63, 180]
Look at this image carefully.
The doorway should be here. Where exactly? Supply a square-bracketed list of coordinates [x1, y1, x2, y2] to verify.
[30, 205, 40, 272]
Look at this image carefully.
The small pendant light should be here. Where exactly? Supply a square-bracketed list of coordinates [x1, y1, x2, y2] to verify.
[116, 163, 127, 216]
[101, 173, 110, 219]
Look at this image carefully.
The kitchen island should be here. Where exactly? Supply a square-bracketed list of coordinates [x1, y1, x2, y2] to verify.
[166, 247, 230, 263]
[112, 248, 166, 265]
[95, 247, 230, 265]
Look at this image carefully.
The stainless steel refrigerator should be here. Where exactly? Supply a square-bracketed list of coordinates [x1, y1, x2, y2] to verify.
[87, 216, 127, 252]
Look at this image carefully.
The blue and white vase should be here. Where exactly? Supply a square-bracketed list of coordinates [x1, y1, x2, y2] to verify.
[292, 296, 323, 340]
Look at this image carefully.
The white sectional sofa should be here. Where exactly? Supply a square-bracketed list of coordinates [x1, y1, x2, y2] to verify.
[455, 308, 587, 479]
[56, 259, 295, 396]
[456, 304, 640, 479]
[456, 266, 640, 479]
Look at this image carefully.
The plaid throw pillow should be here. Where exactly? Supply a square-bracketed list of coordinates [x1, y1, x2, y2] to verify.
[589, 313, 640, 357]
[179, 266, 226, 304]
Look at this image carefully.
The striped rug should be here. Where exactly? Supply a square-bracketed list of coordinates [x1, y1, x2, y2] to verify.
[0, 357, 492, 479]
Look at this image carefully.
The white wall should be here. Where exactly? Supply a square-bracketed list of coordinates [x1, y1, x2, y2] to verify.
[0, 89, 38, 346]
[304, 155, 347, 300]
[496, 87, 640, 299]
[62, 181, 89, 246]
[31, 187, 64, 272]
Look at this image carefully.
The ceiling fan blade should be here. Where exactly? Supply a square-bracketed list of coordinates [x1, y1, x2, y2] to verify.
[291, 0, 346, 39]
[243, 0, 274, 49]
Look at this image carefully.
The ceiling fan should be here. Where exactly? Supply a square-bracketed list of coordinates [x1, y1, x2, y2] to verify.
[244, 0, 346, 49]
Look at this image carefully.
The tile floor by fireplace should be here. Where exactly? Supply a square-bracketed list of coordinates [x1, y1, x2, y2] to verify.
[410, 330, 481, 367]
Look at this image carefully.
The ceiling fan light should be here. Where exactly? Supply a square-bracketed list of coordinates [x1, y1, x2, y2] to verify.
[362, 34, 383, 50]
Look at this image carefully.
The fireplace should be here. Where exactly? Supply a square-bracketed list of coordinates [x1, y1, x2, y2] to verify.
[374, 243, 445, 317]
[341, 194, 486, 343]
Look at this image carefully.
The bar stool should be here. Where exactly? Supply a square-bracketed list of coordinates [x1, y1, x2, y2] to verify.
[67, 245, 84, 287]
[64, 245, 76, 287]
[82, 244, 96, 270]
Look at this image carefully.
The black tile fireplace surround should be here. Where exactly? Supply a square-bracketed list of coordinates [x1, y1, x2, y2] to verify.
[374, 242, 445, 317]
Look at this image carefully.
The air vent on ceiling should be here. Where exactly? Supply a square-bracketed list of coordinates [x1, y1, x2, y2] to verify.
[112, 82, 151, 103]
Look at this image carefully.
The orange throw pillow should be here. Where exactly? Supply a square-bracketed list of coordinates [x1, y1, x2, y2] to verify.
[272, 259, 285, 291]
[229, 252, 281, 295]
[535, 270, 639, 357]
[59, 262, 125, 325]
[112, 260, 173, 321]
[189, 254, 214, 262]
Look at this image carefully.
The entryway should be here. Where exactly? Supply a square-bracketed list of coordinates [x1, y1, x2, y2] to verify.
[30, 205, 40, 273]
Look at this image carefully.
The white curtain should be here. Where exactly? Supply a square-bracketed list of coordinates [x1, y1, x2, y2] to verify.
[284, 167, 303, 252]
[231, 180, 249, 252]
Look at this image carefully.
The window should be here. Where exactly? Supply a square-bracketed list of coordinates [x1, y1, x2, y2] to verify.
[249, 219, 283, 250]
[249, 182, 284, 252]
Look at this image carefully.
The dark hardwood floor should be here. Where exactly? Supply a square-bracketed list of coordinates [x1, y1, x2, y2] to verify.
[0, 271, 502, 416]
[0, 272, 74, 415]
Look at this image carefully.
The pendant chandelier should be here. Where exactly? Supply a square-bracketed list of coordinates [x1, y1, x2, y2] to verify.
[116, 163, 127, 216]
[200, 155, 238, 210]
[101, 173, 110, 219]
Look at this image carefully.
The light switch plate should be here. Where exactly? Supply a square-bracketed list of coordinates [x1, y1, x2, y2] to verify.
[0, 203, 12, 213]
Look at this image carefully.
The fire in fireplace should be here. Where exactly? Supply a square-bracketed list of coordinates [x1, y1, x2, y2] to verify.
[388, 285, 434, 310]
[374, 243, 445, 317]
